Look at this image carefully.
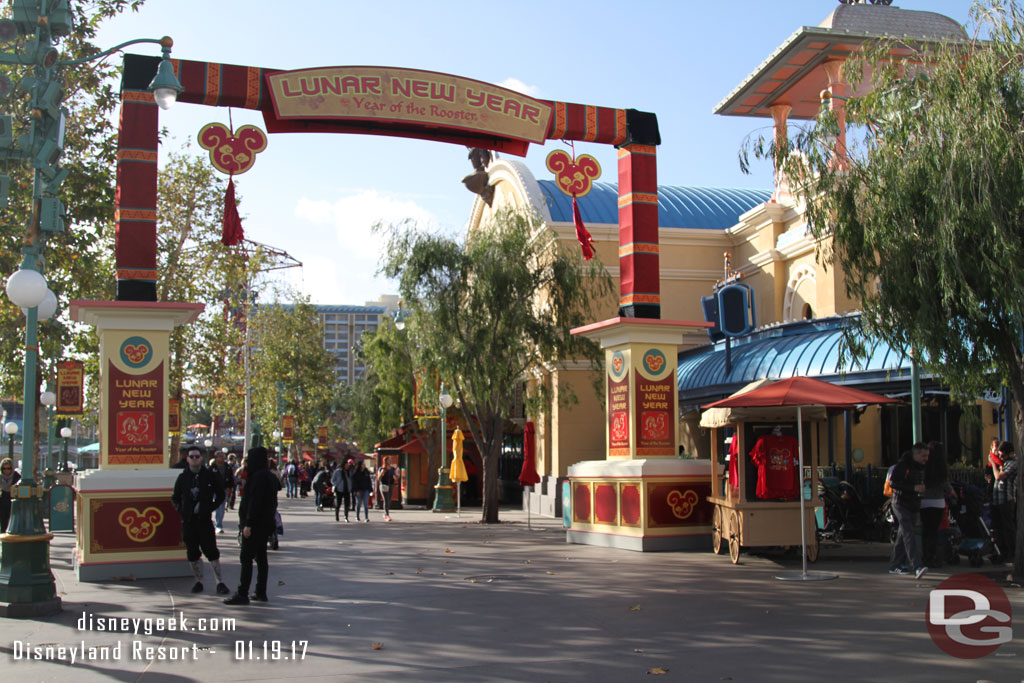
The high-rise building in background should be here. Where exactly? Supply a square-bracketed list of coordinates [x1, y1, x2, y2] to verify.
[314, 295, 398, 385]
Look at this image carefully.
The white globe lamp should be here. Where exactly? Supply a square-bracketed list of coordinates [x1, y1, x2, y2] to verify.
[6, 269, 47, 308]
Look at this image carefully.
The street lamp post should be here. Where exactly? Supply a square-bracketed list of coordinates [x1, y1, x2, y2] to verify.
[272, 429, 283, 465]
[432, 385, 455, 513]
[39, 389, 55, 489]
[5, 422, 17, 464]
[0, 3, 183, 616]
[59, 427, 71, 473]
[204, 439, 213, 465]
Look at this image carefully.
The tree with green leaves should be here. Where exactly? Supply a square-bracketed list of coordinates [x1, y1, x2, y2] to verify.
[156, 143, 241, 453]
[747, 0, 1024, 577]
[380, 208, 611, 523]
[349, 317, 443, 482]
[244, 297, 336, 460]
[0, 1, 148, 405]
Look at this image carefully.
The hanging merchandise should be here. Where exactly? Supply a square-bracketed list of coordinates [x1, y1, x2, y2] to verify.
[197, 115, 268, 246]
[545, 144, 601, 260]
[749, 430, 800, 500]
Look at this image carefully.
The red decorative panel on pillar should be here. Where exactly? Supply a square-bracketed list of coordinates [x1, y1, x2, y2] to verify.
[617, 144, 660, 319]
[573, 482, 591, 523]
[620, 483, 641, 527]
[89, 498, 183, 554]
[646, 482, 713, 528]
[594, 483, 617, 524]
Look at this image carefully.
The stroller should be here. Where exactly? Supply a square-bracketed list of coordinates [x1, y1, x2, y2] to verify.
[321, 483, 335, 510]
[237, 510, 283, 551]
[949, 482, 999, 567]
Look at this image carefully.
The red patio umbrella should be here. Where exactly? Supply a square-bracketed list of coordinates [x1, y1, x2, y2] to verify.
[520, 421, 540, 530]
[519, 421, 540, 486]
[702, 376, 898, 581]
[702, 375, 901, 411]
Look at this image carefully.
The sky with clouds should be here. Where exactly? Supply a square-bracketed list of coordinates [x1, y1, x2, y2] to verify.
[94, 0, 974, 306]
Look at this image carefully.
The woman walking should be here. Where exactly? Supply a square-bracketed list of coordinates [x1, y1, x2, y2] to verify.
[920, 441, 953, 568]
[353, 460, 372, 522]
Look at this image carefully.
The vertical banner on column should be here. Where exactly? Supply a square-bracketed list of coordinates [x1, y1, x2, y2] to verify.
[634, 345, 676, 456]
[105, 333, 166, 466]
[608, 348, 631, 456]
[168, 398, 181, 434]
[282, 415, 294, 443]
[56, 360, 84, 415]
[317, 425, 328, 443]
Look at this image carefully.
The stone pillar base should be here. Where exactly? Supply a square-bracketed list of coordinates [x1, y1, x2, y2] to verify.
[74, 469, 190, 582]
[566, 458, 713, 552]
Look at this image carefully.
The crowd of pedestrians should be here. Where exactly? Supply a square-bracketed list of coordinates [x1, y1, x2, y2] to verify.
[886, 438, 1018, 578]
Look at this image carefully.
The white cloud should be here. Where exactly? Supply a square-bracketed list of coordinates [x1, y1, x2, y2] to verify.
[283, 190, 439, 305]
[498, 77, 540, 97]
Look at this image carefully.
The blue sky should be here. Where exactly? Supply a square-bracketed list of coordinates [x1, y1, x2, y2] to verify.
[94, 0, 973, 305]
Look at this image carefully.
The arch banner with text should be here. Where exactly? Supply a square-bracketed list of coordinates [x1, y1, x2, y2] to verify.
[116, 55, 662, 318]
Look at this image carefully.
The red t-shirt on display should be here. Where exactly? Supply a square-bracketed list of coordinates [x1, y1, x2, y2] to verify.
[749, 434, 800, 500]
[728, 435, 739, 489]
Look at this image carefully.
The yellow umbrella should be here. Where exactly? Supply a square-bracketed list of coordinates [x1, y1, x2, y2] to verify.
[450, 427, 467, 516]
[450, 427, 467, 482]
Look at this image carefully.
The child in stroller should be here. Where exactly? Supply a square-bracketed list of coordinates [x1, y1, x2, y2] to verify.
[950, 481, 999, 567]
[321, 483, 335, 511]
[237, 510, 282, 551]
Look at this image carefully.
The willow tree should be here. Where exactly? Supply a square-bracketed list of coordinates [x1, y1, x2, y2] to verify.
[748, 1, 1024, 576]
[350, 315, 443, 481]
[380, 208, 611, 523]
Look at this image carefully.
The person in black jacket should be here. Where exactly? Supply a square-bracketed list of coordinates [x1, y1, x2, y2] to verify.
[887, 443, 930, 579]
[225, 446, 280, 605]
[171, 447, 229, 594]
[352, 460, 373, 522]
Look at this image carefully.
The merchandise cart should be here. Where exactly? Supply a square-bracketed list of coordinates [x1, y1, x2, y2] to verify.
[700, 377, 899, 574]
[705, 417, 822, 564]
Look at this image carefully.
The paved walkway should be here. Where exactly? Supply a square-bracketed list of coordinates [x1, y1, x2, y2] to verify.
[1, 498, 1021, 682]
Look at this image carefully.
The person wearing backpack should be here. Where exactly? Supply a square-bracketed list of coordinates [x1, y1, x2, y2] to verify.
[311, 466, 330, 511]
[284, 459, 299, 498]
[887, 443, 930, 580]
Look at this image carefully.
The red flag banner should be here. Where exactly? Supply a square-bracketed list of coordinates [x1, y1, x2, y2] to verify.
[168, 398, 181, 434]
[572, 196, 595, 260]
[56, 360, 84, 415]
[222, 177, 244, 246]
[282, 415, 294, 443]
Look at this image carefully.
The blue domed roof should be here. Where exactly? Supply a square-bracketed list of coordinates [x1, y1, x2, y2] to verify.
[537, 180, 771, 230]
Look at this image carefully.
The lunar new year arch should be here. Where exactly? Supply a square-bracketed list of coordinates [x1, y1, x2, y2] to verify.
[115, 55, 662, 318]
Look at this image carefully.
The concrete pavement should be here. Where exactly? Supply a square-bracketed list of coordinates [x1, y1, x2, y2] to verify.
[0, 497, 1021, 682]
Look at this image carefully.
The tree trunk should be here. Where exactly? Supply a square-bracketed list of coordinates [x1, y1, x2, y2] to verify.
[480, 439, 501, 523]
[480, 414, 504, 524]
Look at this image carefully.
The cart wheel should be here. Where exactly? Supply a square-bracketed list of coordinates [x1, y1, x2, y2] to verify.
[712, 506, 724, 555]
[728, 510, 741, 564]
[806, 537, 819, 564]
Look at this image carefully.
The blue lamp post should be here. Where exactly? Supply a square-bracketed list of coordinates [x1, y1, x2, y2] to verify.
[0, 1, 183, 616]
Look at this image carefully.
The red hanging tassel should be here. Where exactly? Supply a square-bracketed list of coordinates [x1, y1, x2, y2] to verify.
[222, 176, 244, 246]
[572, 195, 594, 260]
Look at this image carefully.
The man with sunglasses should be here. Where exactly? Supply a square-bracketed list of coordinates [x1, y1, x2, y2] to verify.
[172, 447, 229, 595]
